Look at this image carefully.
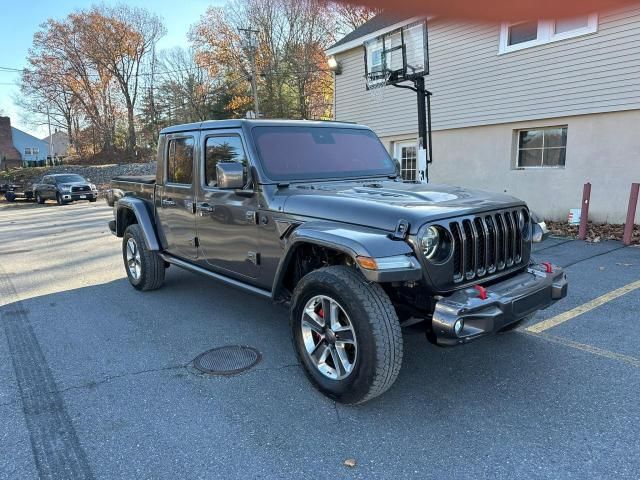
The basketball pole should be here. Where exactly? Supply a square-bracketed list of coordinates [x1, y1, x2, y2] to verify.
[392, 77, 433, 182]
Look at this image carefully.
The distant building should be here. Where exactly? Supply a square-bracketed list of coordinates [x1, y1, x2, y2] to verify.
[42, 130, 70, 157]
[0, 117, 21, 170]
[0, 116, 50, 168]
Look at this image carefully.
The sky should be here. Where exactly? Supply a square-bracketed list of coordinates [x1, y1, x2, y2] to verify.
[0, 0, 224, 138]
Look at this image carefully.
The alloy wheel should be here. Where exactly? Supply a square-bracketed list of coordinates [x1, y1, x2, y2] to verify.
[126, 238, 142, 280]
[300, 295, 357, 380]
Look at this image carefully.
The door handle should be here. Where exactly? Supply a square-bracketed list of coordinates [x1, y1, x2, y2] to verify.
[162, 199, 176, 207]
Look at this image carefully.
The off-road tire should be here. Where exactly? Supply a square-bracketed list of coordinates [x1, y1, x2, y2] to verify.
[122, 224, 165, 291]
[290, 265, 403, 405]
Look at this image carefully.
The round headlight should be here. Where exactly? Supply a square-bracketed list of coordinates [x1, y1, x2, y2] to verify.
[520, 209, 531, 240]
[420, 226, 440, 259]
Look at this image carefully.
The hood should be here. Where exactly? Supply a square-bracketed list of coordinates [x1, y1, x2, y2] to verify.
[59, 181, 92, 188]
[280, 180, 525, 234]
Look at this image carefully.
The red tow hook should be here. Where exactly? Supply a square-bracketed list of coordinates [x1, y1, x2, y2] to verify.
[474, 285, 488, 300]
[542, 262, 554, 274]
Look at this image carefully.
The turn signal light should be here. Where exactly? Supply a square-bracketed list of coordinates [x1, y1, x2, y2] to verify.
[356, 256, 378, 270]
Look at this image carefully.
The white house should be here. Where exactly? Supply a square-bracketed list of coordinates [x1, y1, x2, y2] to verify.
[326, 7, 640, 223]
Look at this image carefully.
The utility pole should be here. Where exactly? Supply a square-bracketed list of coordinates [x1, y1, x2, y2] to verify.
[239, 27, 260, 118]
[46, 103, 53, 165]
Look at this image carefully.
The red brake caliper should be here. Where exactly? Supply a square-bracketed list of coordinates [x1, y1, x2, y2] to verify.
[313, 307, 324, 343]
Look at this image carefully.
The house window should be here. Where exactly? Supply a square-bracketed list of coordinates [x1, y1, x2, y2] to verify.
[24, 148, 32, 155]
[32, 147, 39, 155]
[516, 126, 567, 168]
[507, 21, 538, 46]
[499, 15, 598, 54]
[395, 141, 417, 181]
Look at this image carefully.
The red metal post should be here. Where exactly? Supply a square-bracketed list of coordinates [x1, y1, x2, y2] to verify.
[623, 183, 639, 245]
[578, 182, 591, 240]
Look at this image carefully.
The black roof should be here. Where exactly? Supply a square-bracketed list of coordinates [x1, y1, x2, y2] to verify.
[327, 12, 412, 51]
[160, 119, 362, 135]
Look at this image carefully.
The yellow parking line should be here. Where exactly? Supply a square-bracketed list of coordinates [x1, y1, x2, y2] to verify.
[523, 331, 640, 369]
[526, 279, 640, 334]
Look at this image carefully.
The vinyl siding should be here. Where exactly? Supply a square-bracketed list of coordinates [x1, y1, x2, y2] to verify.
[334, 6, 640, 136]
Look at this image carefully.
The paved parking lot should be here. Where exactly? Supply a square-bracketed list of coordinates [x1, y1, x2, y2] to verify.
[1, 201, 639, 479]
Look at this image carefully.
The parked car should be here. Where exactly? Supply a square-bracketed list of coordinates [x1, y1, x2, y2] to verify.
[109, 119, 568, 404]
[1, 182, 34, 202]
[33, 174, 98, 205]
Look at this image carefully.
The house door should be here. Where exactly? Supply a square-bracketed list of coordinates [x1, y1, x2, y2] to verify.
[394, 141, 417, 181]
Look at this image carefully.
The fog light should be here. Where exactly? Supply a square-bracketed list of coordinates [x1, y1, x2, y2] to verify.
[454, 319, 464, 337]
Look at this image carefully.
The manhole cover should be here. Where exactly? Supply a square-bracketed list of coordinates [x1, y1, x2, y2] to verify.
[193, 346, 261, 375]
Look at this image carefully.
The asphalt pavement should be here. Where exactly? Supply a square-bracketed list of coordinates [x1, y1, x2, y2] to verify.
[1, 201, 639, 479]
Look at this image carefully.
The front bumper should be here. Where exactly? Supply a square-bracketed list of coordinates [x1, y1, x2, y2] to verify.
[61, 192, 97, 201]
[432, 263, 568, 346]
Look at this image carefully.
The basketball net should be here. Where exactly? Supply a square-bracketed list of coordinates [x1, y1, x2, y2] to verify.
[364, 70, 392, 102]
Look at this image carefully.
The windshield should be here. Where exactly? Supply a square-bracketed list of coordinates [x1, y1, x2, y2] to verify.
[252, 126, 395, 181]
[55, 175, 86, 183]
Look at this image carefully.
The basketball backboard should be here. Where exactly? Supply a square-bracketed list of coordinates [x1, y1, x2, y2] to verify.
[364, 20, 428, 90]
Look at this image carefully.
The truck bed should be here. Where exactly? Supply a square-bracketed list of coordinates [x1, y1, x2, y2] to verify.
[110, 177, 156, 204]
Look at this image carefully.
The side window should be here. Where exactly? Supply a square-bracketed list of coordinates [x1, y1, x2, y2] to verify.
[166, 137, 194, 185]
[204, 135, 248, 187]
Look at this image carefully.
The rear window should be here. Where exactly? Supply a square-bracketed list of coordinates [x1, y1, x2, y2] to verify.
[166, 137, 194, 185]
[252, 126, 395, 181]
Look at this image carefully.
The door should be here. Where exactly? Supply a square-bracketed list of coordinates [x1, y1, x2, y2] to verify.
[195, 131, 260, 279]
[44, 177, 57, 199]
[156, 134, 197, 260]
[394, 141, 417, 181]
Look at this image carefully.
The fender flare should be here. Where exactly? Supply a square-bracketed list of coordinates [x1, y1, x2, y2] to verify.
[271, 221, 420, 300]
[115, 197, 161, 251]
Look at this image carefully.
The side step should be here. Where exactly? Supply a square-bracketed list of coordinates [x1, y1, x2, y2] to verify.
[159, 253, 272, 299]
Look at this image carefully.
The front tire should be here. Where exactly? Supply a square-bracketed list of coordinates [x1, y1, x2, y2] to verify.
[56, 193, 66, 205]
[36, 193, 45, 204]
[122, 224, 165, 291]
[290, 266, 403, 405]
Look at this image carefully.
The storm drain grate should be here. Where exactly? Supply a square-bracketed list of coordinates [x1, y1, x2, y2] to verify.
[193, 346, 261, 375]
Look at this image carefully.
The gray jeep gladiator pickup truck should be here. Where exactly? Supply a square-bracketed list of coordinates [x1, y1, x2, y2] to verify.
[109, 119, 567, 404]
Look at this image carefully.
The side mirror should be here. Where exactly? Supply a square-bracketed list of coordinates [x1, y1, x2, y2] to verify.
[530, 212, 550, 243]
[217, 162, 245, 189]
[393, 157, 401, 179]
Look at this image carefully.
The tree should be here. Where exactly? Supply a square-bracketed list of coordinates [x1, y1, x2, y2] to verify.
[81, 5, 165, 155]
[332, 3, 380, 35]
[24, 16, 119, 154]
[190, 0, 337, 121]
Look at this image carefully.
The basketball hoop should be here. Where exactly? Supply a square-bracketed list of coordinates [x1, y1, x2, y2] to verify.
[364, 70, 392, 101]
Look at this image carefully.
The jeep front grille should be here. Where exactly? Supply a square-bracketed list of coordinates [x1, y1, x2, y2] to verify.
[449, 210, 526, 283]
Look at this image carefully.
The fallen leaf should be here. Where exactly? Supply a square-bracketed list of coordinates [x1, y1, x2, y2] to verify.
[343, 458, 357, 468]
[598, 267, 606, 271]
